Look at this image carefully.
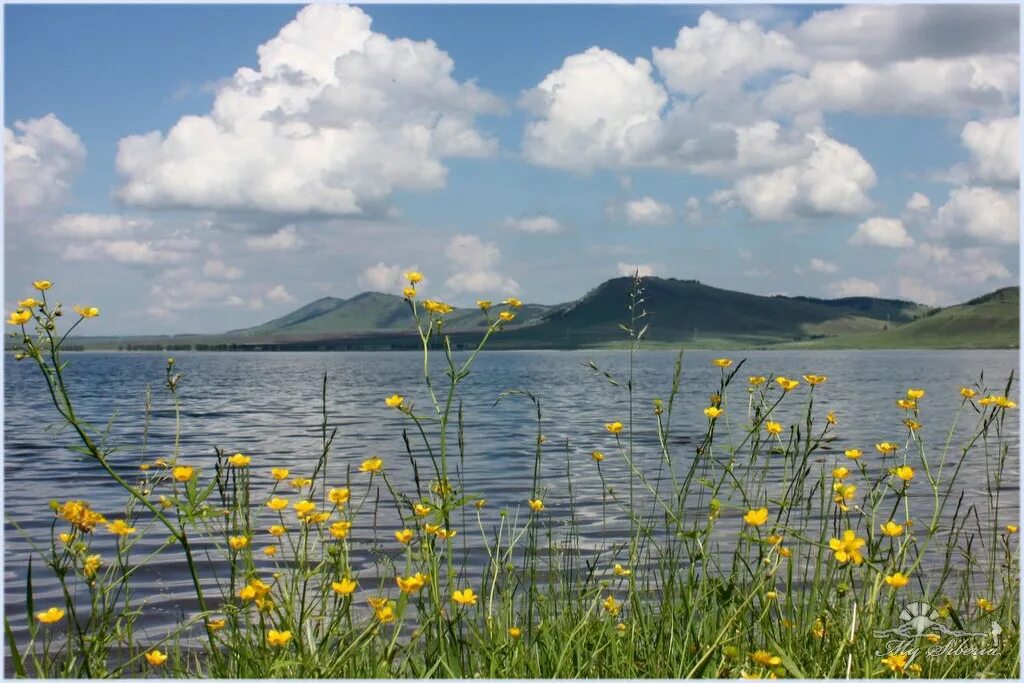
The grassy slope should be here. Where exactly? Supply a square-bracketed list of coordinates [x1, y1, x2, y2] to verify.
[782, 287, 1019, 349]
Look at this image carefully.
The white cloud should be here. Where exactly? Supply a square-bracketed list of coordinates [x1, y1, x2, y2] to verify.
[245, 225, 303, 251]
[202, 259, 244, 280]
[905, 192, 932, 213]
[51, 213, 150, 238]
[617, 262, 659, 277]
[61, 235, 199, 265]
[115, 4, 502, 215]
[829, 277, 882, 298]
[808, 257, 839, 274]
[502, 214, 565, 234]
[896, 243, 1014, 305]
[929, 186, 1019, 245]
[684, 196, 702, 224]
[443, 234, 520, 297]
[723, 130, 877, 220]
[652, 11, 806, 95]
[849, 217, 914, 248]
[266, 285, 297, 305]
[520, 47, 667, 171]
[961, 117, 1019, 184]
[4, 114, 85, 225]
[357, 262, 417, 292]
[625, 196, 674, 225]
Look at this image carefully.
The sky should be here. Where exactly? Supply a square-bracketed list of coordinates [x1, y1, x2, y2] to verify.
[3, 2, 1021, 335]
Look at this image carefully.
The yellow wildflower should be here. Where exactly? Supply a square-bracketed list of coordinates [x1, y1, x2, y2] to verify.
[293, 500, 316, 517]
[7, 310, 31, 325]
[906, 388, 925, 400]
[58, 500, 106, 533]
[332, 578, 358, 596]
[33, 280, 53, 291]
[591, 450, 605, 462]
[893, 465, 915, 482]
[395, 528, 414, 544]
[474, 499, 487, 509]
[268, 525, 286, 537]
[875, 442, 898, 455]
[289, 477, 312, 489]
[207, 618, 226, 632]
[503, 297, 523, 308]
[404, 271, 424, 284]
[832, 467, 850, 480]
[826, 411, 837, 425]
[750, 650, 782, 667]
[498, 311, 515, 322]
[359, 456, 383, 474]
[776, 377, 800, 391]
[227, 453, 251, 467]
[228, 536, 249, 550]
[106, 519, 136, 536]
[845, 448, 863, 460]
[613, 563, 632, 577]
[453, 588, 478, 606]
[995, 396, 1017, 409]
[960, 387, 977, 399]
[385, 394, 404, 409]
[402, 287, 416, 299]
[829, 530, 866, 564]
[803, 374, 827, 385]
[423, 300, 454, 315]
[764, 421, 782, 435]
[703, 406, 723, 419]
[329, 520, 352, 539]
[435, 528, 457, 541]
[885, 572, 909, 589]
[413, 503, 431, 517]
[976, 598, 996, 612]
[73, 305, 100, 318]
[602, 595, 620, 616]
[263, 546, 277, 557]
[880, 521, 905, 537]
[896, 399, 916, 410]
[18, 297, 38, 308]
[881, 653, 909, 673]
[328, 488, 351, 506]
[172, 466, 194, 482]
[527, 499, 544, 513]
[744, 507, 769, 526]
[508, 626, 522, 638]
[712, 358, 733, 368]
[749, 376, 766, 386]
[270, 468, 289, 481]
[605, 421, 624, 434]
[267, 497, 289, 511]
[267, 629, 292, 647]
[396, 573, 429, 594]
[144, 650, 168, 666]
[1007, 524, 1019, 534]
[35, 607, 65, 624]
[477, 300, 492, 311]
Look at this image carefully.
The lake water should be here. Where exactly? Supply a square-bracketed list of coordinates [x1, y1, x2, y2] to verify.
[3, 349, 1019, 641]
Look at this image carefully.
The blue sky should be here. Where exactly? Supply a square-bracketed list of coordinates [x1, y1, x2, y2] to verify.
[4, 3, 1020, 334]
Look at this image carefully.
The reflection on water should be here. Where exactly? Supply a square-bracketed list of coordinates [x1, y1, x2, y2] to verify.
[3, 349, 1018, 639]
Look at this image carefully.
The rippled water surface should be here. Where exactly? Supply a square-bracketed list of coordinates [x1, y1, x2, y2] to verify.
[3, 349, 1019, 640]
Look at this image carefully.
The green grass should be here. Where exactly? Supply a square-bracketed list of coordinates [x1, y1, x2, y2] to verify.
[5, 277, 1020, 678]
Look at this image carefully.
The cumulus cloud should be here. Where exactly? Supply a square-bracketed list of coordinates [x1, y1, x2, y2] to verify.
[683, 197, 702, 224]
[849, 217, 914, 248]
[624, 196, 674, 225]
[718, 130, 877, 220]
[266, 284, 297, 304]
[807, 257, 839, 274]
[51, 213, 151, 238]
[896, 243, 1014, 305]
[357, 261, 418, 292]
[202, 259, 244, 280]
[62, 234, 200, 264]
[829, 277, 882, 298]
[652, 11, 806, 95]
[245, 225, 303, 251]
[960, 117, 1019, 184]
[443, 234, 520, 297]
[617, 262, 659, 277]
[115, 4, 502, 216]
[502, 214, 565, 234]
[905, 192, 932, 213]
[4, 114, 85, 225]
[929, 186, 1019, 245]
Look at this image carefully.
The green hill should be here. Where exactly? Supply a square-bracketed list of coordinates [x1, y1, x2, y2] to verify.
[492, 277, 927, 348]
[229, 292, 551, 339]
[784, 287, 1019, 349]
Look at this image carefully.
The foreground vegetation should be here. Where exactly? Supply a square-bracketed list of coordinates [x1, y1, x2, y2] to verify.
[4, 276, 1020, 678]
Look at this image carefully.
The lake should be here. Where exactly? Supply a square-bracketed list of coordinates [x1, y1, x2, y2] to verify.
[3, 349, 1019, 640]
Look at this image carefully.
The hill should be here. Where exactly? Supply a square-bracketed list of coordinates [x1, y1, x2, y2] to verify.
[228, 292, 551, 339]
[783, 286, 1019, 349]
[491, 277, 927, 348]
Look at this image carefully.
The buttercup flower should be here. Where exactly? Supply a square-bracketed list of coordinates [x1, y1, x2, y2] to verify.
[82, 554, 102, 578]
[330, 520, 352, 539]
[880, 521, 905, 537]
[267, 629, 292, 647]
[396, 572, 430, 594]
[508, 626, 522, 638]
[498, 311, 516, 322]
[528, 499, 544, 513]
[267, 497, 289, 511]
[712, 358, 732, 368]
[328, 488, 351, 506]
[172, 466, 194, 482]
[896, 399, 916, 410]
[503, 297, 523, 309]
[875, 442, 898, 456]
[435, 528, 457, 541]
[750, 650, 782, 667]
[18, 297, 38, 308]
[602, 595, 620, 616]
[106, 519, 136, 536]
[332, 578, 358, 596]
[36, 607, 65, 624]
[145, 650, 168, 666]
[228, 536, 249, 550]
[748, 376, 766, 386]
[33, 280, 53, 291]
[423, 300, 454, 315]
[591, 450, 605, 462]
[1007, 524, 1019, 534]
[845, 449, 863, 460]
[293, 500, 316, 517]
[404, 271, 423, 284]
[776, 377, 800, 391]
[744, 507, 769, 526]
[207, 618, 226, 632]
[58, 500, 106, 533]
[893, 466, 915, 482]
[360, 456, 383, 474]
[7, 310, 31, 325]
[704, 406, 723, 419]
[227, 453, 251, 467]
[263, 546, 277, 557]
[885, 572, 909, 588]
[73, 305, 100, 318]
[289, 477, 312, 489]
[474, 499, 486, 509]
[906, 388, 925, 400]
[832, 467, 850, 480]
[385, 394, 404, 409]
[765, 421, 783, 435]
[413, 503, 432, 517]
[994, 396, 1017, 409]
[270, 468, 289, 481]
[826, 411, 837, 425]
[453, 588, 478, 606]
[268, 525, 286, 537]
[605, 421, 624, 435]
[829, 530, 866, 564]
[613, 563, 632, 577]
[960, 387, 977, 399]
[976, 598, 996, 612]
[477, 300, 492, 311]
[395, 528, 414, 544]
[881, 653, 909, 673]
[803, 374, 827, 385]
